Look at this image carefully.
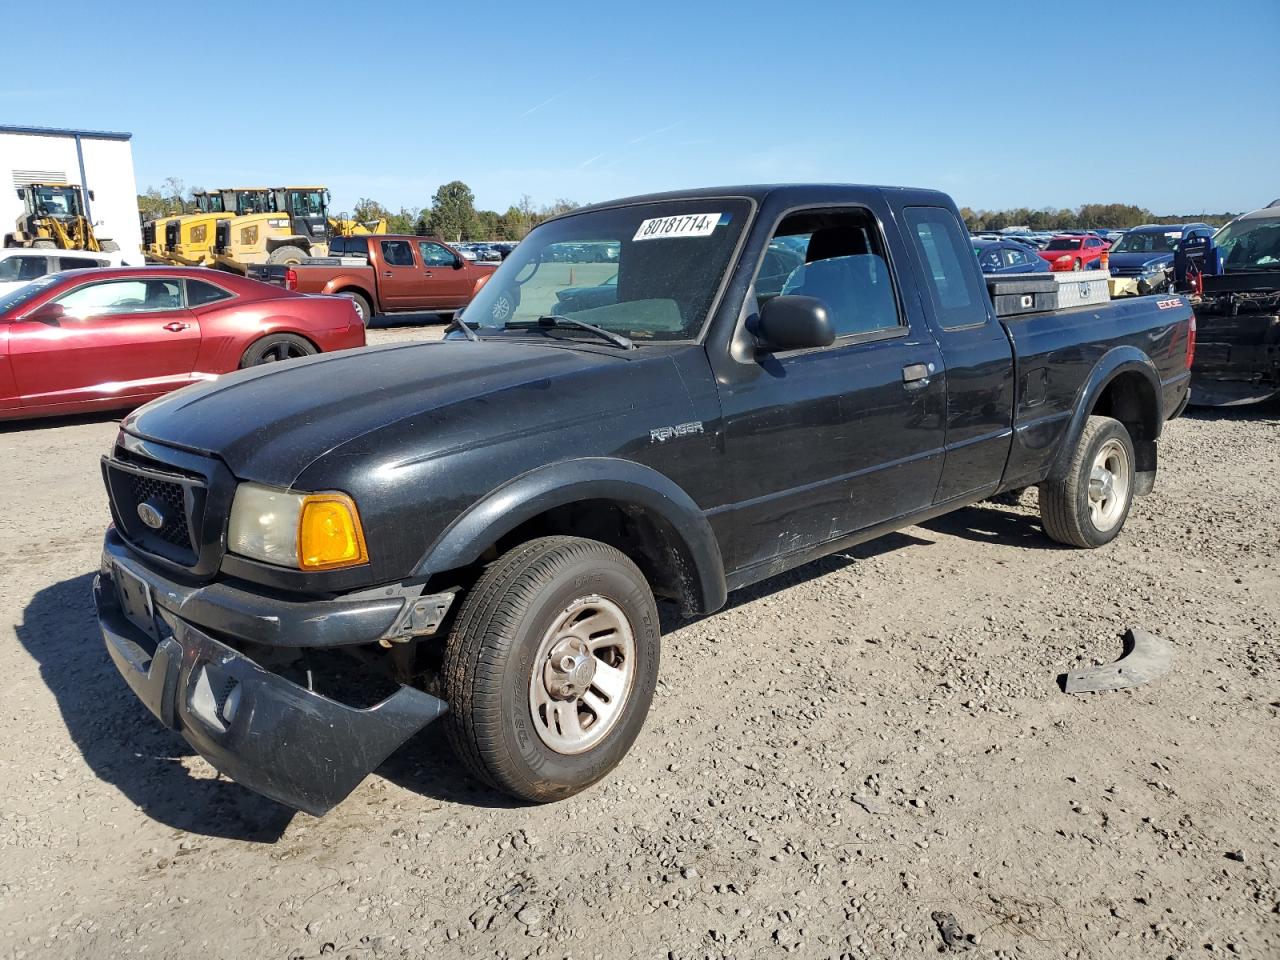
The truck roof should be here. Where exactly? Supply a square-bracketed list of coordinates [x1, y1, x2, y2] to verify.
[563, 183, 955, 219]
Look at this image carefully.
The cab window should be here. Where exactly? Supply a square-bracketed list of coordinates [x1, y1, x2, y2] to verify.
[0, 255, 50, 282]
[904, 206, 989, 330]
[419, 241, 459, 268]
[761, 208, 903, 338]
[380, 240, 416, 267]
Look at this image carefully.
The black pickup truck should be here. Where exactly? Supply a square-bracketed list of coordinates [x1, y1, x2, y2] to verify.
[95, 184, 1194, 816]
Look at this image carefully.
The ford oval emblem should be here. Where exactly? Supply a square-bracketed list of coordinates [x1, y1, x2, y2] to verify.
[137, 501, 165, 530]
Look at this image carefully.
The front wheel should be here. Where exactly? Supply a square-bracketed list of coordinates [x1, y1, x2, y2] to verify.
[1038, 415, 1135, 547]
[1073, 258, 1083, 271]
[444, 536, 660, 802]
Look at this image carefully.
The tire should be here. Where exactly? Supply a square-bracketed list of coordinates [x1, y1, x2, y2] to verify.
[444, 536, 660, 803]
[1038, 415, 1135, 548]
[340, 291, 371, 324]
[486, 285, 519, 324]
[238, 333, 317, 368]
[267, 245, 308, 265]
[1073, 259, 1083, 271]
[32, 239, 55, 249]
[99, 239, 120, 252]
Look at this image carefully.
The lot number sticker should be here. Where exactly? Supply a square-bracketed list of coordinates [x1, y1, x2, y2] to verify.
[633, 213, 723, 242]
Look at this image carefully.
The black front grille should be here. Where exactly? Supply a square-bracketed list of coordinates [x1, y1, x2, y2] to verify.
[214, 219, 230, 254]
[104, 457, 206, 568]
[143, 222, 156, 245]
[129, 472, 192, 551]
[164, 220, 180, 251]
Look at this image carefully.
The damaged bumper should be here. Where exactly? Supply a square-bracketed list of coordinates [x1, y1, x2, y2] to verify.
[94, 532, 448, 816]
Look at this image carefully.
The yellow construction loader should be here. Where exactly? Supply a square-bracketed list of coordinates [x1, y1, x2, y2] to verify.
[5, 183, 118, 252]
[162, 188, 275, 266]
[212, 186, 387, 272]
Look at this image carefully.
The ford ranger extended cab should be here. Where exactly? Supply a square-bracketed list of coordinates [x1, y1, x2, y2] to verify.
[250, 234, 496, 323]
[95, 184, 1194, 816]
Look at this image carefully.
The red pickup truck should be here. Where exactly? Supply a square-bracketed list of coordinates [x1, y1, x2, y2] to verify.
[253, 235, 497, 322]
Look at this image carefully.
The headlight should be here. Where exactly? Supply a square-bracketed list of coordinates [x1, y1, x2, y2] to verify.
[1142, 262, 1167, 275]
[228, 483, 368, 571]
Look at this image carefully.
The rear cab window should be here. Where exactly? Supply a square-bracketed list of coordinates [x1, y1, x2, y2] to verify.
[379, 240, 417, 267]
[186, 278, 235, 307]
[903, 206, 990, 330]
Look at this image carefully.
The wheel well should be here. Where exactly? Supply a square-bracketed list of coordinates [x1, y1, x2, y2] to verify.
[1090, 371, 1159, 476]
[480, 499, 704, 613]
[333, 285, 373, 305]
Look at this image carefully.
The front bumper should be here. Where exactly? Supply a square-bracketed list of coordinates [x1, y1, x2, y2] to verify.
[94, 535, 449, 815]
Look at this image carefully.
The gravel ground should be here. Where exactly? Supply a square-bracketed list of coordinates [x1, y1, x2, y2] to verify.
[1, 321, 1277, 960]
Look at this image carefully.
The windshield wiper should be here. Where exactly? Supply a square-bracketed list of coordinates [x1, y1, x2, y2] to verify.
[447, 315, 480, 341]
[506, 315, 635, 350]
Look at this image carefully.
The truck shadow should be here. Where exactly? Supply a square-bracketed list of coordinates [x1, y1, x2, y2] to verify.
[15, 572, 295, 843]
[919, 502, 1063, 551]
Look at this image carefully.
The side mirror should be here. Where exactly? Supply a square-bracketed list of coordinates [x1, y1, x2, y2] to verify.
[757, 295, 835, 352]
[452, 258, 465, 270]
[28, 302, 66, 325]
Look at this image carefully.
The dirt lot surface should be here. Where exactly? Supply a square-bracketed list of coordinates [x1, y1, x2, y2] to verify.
[1, 321, 1277, 960]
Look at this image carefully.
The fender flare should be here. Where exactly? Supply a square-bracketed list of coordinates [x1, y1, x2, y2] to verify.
[415, 458, 728, 614]
[1051, 346, 1162, 481]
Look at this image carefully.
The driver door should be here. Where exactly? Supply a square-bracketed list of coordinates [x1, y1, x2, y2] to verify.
[417, 240, 473, 309]
[10, 276, 200, 411]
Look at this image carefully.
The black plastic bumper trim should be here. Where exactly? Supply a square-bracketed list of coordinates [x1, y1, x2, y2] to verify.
[95, 571, 447, 816]
[103, 529, 413, 649]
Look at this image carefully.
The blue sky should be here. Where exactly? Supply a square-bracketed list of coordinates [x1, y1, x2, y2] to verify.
[4, 0, 1277, 216]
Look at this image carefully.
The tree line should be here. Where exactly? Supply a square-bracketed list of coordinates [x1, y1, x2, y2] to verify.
[960, 203, 1238, 232]
[136, 178, 578, 241]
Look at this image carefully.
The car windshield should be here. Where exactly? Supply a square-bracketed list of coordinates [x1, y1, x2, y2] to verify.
[467, 199, 751, 341]
[31, 186, 83, 219]
[1111, 231, 1180, 254]
[1045, 238, 1080, 251]
[1213, 216, 1280, 271]
[0, 273, 62, 314]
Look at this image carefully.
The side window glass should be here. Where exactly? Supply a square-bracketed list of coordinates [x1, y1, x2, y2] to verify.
[418, 241, 458, 268]
[55, 279, 183, 317]
[767, 208, 903, 338]
[0, 255, 50, 281]
[978, 249, 1001, 271]
[380, 240, 415, 267]
[904, 206, 989, 330]
[58, 256, 99, 270]
[186, 278, 234, 307]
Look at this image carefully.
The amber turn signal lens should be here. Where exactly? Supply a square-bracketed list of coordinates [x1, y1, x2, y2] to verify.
[297, 494, 368, 570]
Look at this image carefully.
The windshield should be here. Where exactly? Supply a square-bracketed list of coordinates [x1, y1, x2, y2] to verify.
[1214, 216, 1280, 271]
[1111, 230, 1180, 254]
[466, 199, 751, 341]
[279, 190, 326, 217]
[235, 190, 274, 214]
[30, 186, 83, 219]
[1045, 238, 1080, 251]
[0, 273, 62, 314]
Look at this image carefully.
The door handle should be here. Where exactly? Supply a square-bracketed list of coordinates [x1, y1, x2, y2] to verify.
[384, 271, 394, 277]
[902, 362, 935, 385]
[424, 271, 433, 277]
[163, 322, 190, 332]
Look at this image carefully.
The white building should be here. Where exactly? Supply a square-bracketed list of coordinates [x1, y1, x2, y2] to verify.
[0, 124, 143, 263]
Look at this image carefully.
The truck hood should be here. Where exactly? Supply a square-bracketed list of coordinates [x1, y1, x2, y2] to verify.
[123, 340, 630, 485]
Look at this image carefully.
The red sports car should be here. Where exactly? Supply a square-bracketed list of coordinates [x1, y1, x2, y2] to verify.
[0, 267, 364, 421]
[1039, 234, 1110, 272]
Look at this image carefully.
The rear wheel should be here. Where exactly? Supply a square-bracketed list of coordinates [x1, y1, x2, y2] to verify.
[32, 239, 55, 249]
[99, 239, 120, 252]
[1039, 415, 1135, 548]
[444, 536, 660, 802]
[239, 333, 317, 367]
[341, 291, 371, 323]
[267, 245, 308, 265]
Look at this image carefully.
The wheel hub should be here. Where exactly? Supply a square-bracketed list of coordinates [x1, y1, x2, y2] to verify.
[542, 637, 596, 700]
